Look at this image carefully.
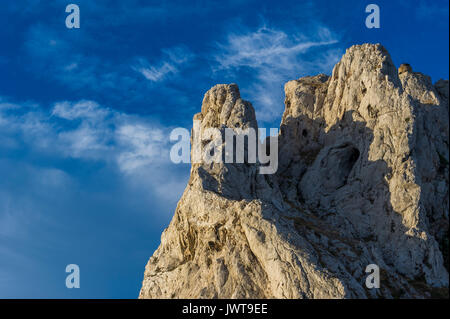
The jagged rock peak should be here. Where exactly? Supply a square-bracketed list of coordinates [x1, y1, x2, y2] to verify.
[196, 83, 258, 130]
[139, 43, 449, 299]
[399, 63, 413, 74]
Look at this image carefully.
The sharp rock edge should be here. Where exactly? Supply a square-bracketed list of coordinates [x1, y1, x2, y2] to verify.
[139, 44, 449, 299]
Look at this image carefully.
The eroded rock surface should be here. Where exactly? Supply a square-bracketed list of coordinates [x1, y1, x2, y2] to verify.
[139, 44, 449, 299]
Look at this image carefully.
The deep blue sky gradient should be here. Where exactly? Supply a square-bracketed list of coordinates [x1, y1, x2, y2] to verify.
[0, 0, 448, 298]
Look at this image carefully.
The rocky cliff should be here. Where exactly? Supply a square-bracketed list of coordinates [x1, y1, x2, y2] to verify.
[139, 44, 449, 299]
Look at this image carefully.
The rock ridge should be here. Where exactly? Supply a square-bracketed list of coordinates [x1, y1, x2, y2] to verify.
[139, 43, 449, 299]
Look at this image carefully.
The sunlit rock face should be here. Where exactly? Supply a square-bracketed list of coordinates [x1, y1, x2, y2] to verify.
[139, 44, 449, 299]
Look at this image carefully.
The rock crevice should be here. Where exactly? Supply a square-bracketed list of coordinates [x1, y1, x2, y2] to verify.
[139, 44, 449, 299]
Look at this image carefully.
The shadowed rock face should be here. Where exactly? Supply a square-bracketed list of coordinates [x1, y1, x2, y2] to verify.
[139, 44, 449, 299]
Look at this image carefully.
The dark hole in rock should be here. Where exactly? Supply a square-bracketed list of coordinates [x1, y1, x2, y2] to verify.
[302, 129, 308, 137]
[322, 144, 360, 190]
[342, 146, 360, 177]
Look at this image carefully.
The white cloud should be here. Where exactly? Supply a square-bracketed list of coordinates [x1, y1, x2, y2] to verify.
[58, 125, 111, 158]
[213, 25, 342, 123]
[116, 124, 167, 172]
[215, 27, 337, 70]
[0, 97, 189, 223]
[23, 25, 192, 99]
[133, 46, 194, 82]
[52, 100, 108, 121]
[136, 61, 177, 82]
[1, 99, 170, 172]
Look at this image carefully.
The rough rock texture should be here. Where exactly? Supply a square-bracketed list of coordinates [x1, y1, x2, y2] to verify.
[139, 44, 449, 299]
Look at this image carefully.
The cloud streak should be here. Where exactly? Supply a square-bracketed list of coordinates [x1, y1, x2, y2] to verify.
[212, 25, 342, 123]
[0, 97, 189, 297]
[0, 98, 175, 175]
[214, 27, 337, 70]
[133, 46, 194, 82]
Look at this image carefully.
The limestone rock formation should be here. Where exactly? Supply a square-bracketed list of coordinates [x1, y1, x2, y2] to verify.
[398, 63, 413, 74]
[139, 44, 449, 299]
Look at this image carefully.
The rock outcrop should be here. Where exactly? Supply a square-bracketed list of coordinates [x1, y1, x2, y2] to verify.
[139, 44, 449, 299]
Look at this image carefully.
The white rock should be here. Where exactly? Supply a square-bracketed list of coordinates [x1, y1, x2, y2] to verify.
[139, 44, 449, 299]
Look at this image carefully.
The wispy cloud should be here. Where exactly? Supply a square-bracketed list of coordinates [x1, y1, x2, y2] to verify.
[52, 100, 108, 120]
[212, 25, 342, 123]
[24, 24, 129, 93]
[23, 24, 195, 108]
[116, 124, 166, 172]
[133, 46, 194, 82]
[0, 96, 189, 297]
[0, 98, 189, 251]
[215, 27, 337, 70]
[0, 99, 173, 174]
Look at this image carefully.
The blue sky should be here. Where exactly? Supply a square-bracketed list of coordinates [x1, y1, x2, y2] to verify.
[0, 0, 448, 298]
